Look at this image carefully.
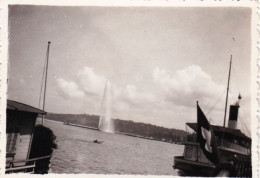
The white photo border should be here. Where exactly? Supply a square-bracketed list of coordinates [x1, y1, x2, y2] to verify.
[0, 0, 258, 177]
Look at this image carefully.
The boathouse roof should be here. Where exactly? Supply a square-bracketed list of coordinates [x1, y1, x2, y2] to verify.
[7, 100, 46, 114]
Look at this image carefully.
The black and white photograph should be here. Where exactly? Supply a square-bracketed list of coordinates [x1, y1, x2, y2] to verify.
[1, 1, 258, 177]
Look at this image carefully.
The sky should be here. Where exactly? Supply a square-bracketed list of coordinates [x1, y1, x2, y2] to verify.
[8, 6, 252, 133]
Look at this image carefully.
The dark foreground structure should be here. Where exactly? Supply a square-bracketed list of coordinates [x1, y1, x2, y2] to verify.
[6, 100, 52, 174]
[173, 105, 251, 177]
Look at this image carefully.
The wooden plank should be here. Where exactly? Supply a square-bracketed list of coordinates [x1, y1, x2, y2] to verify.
[19, 135, 31, 138]
[6, 164, 35, 172]
[27, 155, 51, 162]
[7, 116, 35, 166]
[14, 134, 32, 165]
[10, 155, 51, 164]
[7, 155, 51, 168]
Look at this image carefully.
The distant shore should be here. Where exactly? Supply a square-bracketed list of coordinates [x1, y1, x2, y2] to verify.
[44, 113, 188, 143]
[43, 117, 186, 144]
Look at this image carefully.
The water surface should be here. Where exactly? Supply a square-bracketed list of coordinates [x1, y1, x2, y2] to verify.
[44, 119, 184, 175]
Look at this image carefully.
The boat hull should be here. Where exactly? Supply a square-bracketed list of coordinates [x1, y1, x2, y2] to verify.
[173, 156, 215, 176]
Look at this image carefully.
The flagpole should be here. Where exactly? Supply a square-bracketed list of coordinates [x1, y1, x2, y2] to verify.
[42, 41, 51, 125]
[223, 55, 232, 127]
[196, 101, 199, 162]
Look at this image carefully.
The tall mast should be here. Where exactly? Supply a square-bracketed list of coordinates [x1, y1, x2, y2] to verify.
[223, 55, 232, 127]
[42, 41, 51, 125]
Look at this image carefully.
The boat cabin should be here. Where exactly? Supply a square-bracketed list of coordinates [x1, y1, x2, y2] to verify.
[6, 100, 46, 172]
[184, 122, 251, 161]
[174, 104, 251, 176]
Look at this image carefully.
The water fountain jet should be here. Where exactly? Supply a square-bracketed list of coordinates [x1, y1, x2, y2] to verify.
[98, 81, 114, 133]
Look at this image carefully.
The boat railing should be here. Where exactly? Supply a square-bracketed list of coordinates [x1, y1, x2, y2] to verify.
[218, 139, 250, 155]
[6, 155, 52, 174]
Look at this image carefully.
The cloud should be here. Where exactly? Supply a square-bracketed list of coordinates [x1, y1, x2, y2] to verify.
[77, 66, 106, 96]
[153, 65, 225, 107]
[56, 67, 107, 114]
[57, 78, 85, 99]
[150, 65, 232, 128]
[113, 85, 156, 105]
[56, 66, 156, 114]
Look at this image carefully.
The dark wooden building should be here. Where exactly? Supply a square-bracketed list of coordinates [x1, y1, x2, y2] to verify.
[6, 100, 46, 173]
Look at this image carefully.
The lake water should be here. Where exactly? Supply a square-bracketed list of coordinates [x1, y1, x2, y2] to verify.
[43, 119, 184, 175]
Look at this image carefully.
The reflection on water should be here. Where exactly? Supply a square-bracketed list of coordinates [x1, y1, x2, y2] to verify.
[44, 119, 183, 175]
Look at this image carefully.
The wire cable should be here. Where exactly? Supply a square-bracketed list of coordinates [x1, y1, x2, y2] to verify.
[206, 89, 226, 116]
[205, 65, 229, 112]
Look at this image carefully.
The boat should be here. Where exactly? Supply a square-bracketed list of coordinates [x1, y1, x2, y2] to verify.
[173, 56, 251, 177]
[93, 139, 104, 144]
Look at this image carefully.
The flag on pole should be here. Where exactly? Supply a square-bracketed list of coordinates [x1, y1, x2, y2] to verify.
[197, 102, 218, 164]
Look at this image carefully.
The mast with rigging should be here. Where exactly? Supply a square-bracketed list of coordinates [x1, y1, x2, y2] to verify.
[223, 55, 232, 127]
[41, 41, 51, 125]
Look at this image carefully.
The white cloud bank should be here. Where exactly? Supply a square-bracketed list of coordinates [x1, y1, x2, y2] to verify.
[57, 66, 157, 111]
[153, 65, 225, 108]
[57, 78, 85, 99]
[57, 67, 107, 100]
[56, 65, 242, 130]
[77, 67, 106, 96]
